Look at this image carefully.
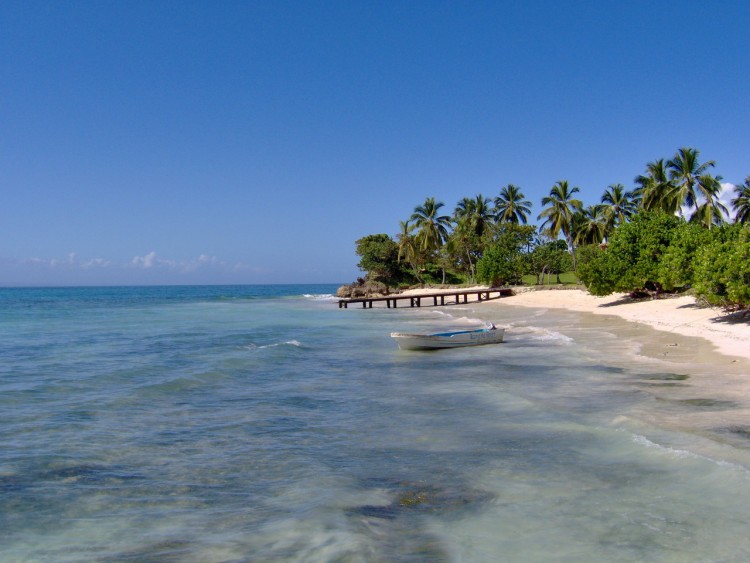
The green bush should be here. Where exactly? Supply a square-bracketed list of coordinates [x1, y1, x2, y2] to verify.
[577, 211, 681, 296]
[528, 240, 572, 284]
[355, 234, 410, 285]
[694, 224, 750, 310]
[477, 243, 525, 286]
[658, 222, 711, 291]
[476, 224, 533, 286]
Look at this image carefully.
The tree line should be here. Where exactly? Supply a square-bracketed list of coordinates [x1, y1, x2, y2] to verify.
[354, 147, 750, 310]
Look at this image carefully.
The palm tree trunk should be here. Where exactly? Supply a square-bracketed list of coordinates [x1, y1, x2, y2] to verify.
[465, 251, 474, 282]
[567, 235, 578, 272]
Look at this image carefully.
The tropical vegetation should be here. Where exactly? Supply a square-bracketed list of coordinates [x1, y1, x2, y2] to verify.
[352, 146, 750, 312]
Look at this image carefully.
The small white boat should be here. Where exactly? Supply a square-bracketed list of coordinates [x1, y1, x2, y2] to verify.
[390, 323, 505, 350]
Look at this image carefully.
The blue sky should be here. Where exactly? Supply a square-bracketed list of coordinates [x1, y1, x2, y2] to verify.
[2, 0, 749, 286]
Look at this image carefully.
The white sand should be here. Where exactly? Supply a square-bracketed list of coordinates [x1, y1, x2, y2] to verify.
[396, 286, 750, 360]
[501, 288, 750, 361]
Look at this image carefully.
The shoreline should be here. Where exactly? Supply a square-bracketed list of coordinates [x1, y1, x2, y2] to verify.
[396, 286, 750, 362]
[499, 288, 750, 362]
[395, 285, 750, 466]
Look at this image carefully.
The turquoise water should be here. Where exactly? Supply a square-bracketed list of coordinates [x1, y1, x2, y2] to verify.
[2, 285, 750, 561]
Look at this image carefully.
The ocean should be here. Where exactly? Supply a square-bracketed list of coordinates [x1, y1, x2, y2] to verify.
[2, 285, 750, 561]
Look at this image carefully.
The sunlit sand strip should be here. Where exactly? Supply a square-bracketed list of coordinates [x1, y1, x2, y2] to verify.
[491, 288, 750, 361]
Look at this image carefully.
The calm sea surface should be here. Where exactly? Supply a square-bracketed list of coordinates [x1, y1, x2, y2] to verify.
[2, 285, 750, 561]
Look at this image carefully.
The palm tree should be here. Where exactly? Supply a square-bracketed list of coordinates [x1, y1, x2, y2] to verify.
[471, 194, 494, 237]
[411, 197, 451, 253]
[732, 177, 750, 224]
[634, 159, 673, 212]
[454, 194, 494, 237]
[572, 205, 607, 246]
[667, 147, 716, 218]
[600, 184, 636, 234]
[689, 174, 728, 228]
[537, 180, 583, 248]
[494, 184, 532, 224]
[396, 220, 421, 280]
[453, 197, 475, 223]
[451, 197, 481, 282]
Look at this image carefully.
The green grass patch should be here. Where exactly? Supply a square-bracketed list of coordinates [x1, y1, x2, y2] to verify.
[521, 272, 581, 286]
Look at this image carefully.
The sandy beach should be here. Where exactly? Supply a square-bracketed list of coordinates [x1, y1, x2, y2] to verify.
[503, 288, 750, 361]
[398, 286, 750, 362]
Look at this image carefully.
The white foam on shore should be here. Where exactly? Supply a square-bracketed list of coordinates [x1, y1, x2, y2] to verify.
[631, 433, 750, 476]
[304, 294, 336, 301]
[512, 325, 575, 343]
[494, 289, 750, 361]
[429, 310, 486, 325]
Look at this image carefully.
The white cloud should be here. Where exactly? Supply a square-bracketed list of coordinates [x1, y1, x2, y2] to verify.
[13, 251, 254, 283]
[719, 182, 737, 222]
[678, 182, 738, 223]
[129, 252, 236, 273]
[23, 253, 80, 269]
[81, 258, 111, 269]
[49, 252, 76, 268]
[131, 251, 158, 268]
[198, 254, 217, 264]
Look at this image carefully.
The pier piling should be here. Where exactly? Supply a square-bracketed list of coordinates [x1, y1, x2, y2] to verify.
[337, 288, 513, 309]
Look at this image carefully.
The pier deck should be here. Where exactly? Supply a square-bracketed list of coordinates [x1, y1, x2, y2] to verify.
[338, 287, 513, 309]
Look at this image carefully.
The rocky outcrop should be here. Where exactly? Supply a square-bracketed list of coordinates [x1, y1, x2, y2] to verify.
[336, 278, 397, 298]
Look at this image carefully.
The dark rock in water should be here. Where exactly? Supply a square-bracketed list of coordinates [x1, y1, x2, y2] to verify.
[0, 473, 27, 493]
[677, 398, 738, 408]
[352, 504, 400, 520]
[725, 427, 750, 440]
[0, 465, 138, 493]
[655, 397, 738, 409]
[347, 478, 490, 561]
[42, 464, 108, 481]
[40, 464, 144, 484]
[643, 373, 690, 381]
[398, 490, 431, 507]
[349, 479, 494, 520]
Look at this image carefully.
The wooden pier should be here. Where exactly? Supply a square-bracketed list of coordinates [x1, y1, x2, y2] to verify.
[338, 287, 513, 309]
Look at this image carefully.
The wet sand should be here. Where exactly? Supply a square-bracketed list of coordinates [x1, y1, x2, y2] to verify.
[502, 288, 750, 361]
[398, 286, 750, 361]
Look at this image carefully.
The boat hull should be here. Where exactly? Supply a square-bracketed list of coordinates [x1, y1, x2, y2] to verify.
[390, 327, 505, 350]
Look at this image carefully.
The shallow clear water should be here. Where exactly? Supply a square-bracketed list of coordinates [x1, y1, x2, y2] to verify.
[2, 286, 750, 561]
